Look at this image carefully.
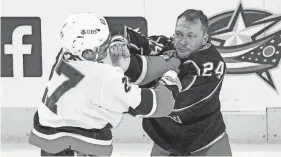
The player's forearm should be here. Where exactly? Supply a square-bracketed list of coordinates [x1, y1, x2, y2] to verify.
[139, 56, 171, 85]
[124, 53, 146, 83]
[128, 84, 175, 118]
[125, 54, 172, 85]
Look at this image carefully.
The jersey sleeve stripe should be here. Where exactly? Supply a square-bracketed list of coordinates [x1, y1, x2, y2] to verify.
[128, 88, 155, 116]
[147, 85, 175, 117]
[135, 89, 157, 117]
[133, 55, 147, 84]
[132, 85, 175, 118]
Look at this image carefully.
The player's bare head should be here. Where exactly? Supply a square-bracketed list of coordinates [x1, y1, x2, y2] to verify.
[177, 9, 208, 34]
[60, 12, 110, 61]
[174, 9, 209, 60]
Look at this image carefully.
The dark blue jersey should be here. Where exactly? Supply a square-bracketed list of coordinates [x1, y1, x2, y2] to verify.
[111, 25, 227, 154]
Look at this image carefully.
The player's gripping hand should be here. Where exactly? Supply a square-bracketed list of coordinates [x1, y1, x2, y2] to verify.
[159, 50, 181, 74]
[157, 70, 182, 98]
[108, 41, 131, 72]
[165, 57, 181, 74]
[160, 50, 177, 59]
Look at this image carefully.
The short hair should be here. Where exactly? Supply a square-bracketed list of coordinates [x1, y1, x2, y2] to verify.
[177, 9, 208, 33]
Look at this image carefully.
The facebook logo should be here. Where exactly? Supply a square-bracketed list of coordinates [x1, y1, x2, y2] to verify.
[1, 17, 42, 77]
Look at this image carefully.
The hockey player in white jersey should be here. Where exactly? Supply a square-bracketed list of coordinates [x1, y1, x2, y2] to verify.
[28, 13, 182, 156]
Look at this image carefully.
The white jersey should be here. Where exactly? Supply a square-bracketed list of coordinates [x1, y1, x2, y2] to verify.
[38, 59, 142, 129]
[29, 51, 177, 155]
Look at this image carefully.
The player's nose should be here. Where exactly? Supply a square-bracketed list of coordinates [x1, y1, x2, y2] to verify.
[179, 37, 190, 45]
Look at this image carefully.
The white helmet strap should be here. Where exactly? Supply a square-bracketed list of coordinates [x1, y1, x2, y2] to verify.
[93, 52, 99, 61]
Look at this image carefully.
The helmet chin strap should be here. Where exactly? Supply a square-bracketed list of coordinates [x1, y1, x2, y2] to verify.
[93, 53, 99, 61]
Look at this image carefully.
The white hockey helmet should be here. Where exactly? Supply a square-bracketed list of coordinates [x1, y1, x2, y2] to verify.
[60, 12, 110, 60]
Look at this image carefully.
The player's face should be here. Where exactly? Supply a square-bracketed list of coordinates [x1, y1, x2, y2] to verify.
[82, 35, 111, 61]
[173, 17, 207, 60]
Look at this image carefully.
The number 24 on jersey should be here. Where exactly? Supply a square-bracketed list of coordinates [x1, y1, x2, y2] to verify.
[202, 61, 225, 79]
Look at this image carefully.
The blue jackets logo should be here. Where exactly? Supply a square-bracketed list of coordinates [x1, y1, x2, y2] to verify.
[208, 2, 281, 91]
[1, 17, 42, 77]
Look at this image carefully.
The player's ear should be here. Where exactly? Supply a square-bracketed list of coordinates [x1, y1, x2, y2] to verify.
[202, 34, 209, 45]
[172, 34, 175, 44]
[82, 49, 98, 61]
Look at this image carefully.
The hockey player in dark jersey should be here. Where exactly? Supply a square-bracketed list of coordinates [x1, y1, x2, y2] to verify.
[110, 9, 232, 156]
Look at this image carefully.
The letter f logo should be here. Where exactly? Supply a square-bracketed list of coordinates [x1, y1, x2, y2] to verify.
[4, 26, 32, 77]
[1, 17, 42, 77]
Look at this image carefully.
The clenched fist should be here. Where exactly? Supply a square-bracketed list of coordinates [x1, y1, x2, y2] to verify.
[108, 41, 131, 72]
[158, 70, 182, 97]
[165, 57, 181, 74]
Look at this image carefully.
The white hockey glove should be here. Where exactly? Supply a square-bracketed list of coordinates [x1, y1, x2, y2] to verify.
[108, 41, 131, 72]
[157, 70, 182, 98]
